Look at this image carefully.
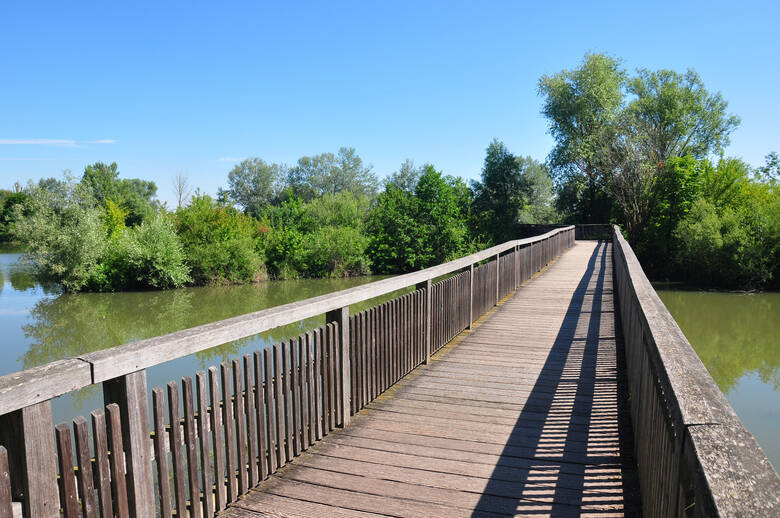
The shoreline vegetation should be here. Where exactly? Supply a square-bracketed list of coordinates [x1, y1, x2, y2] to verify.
[1, 53, 778, 293]
[0, 144, 558, 293]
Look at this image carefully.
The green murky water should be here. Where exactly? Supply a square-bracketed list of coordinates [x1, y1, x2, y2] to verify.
[0, 252, 404, 426]
[655, 288, 780, 471]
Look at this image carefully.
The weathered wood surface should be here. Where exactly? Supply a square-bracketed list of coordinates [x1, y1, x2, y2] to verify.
[221, 241, 640, 517]
[612, 226, 780, 516]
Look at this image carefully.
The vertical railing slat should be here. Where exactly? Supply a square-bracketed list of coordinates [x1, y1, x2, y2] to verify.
[243, 355, 259, 488]
[0, 446, 12, 518]
[182, 377, 202, 518]
[90, 409, 113, 518]
[253, 351, 269, 481]
[231, 360, 248, 496]
[263, 347, 278, 474]
[207, 366, 226, 511]
[54, 423, 78, 518]
[273, 344, 286, 467]
[220, 363, 237, 502]
[196, 371, 214, 518]
[151, 388, 173, 518]
[105, 404, 129, 518]
[166, 382, 187, 517]
[73, 416, 98, 518]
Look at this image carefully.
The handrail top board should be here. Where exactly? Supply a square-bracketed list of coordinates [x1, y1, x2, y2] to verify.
[0, 226, 573, 415]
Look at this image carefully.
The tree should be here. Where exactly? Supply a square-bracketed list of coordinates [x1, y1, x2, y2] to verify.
[471, 140, 531, 243]
[539, 53, 625, 222]
[415, 166, 469, 265]
[625, 68, 740, 175]
[0, 190, 30, 242]
[223, 158, 286, 216]
[174, 194, 263, 284]
[755, 152, 779, 186]
[12, 177, 106, 291]
[366, 165, 469, 273]
[287, 147, 378, 201]
[80, 162, 158, 225]
[386, 159, 422, 193]
[517, 157, 557, 223]
[172, 171, 192, 208]
[82, 162, 121, 202]
[365, 185, 422, 273]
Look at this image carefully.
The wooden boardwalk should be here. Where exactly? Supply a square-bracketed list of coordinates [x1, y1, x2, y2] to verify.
[221, 241, 641, 517]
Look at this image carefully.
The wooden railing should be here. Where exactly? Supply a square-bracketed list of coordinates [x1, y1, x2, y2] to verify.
[0, 227, 575, 518]
[517, 223, 613, 240]
[612, 225, 780, 517]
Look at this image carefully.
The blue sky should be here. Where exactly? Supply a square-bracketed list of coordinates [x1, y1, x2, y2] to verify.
[1, 1, 778, 206]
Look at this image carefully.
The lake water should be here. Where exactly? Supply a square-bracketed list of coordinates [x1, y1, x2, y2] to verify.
[655, 288, 780, 471]
[0, 251, 405, 427]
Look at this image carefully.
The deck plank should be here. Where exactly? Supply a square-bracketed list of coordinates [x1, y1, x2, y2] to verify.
[221, 241, 640, 517]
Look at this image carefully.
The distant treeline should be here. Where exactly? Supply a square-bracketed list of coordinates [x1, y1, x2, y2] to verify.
[0, 144, 557, 292]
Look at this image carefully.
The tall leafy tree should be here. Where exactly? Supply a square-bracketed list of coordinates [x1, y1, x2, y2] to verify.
[287, 147, 378, 201]
[471, 139, 531, 243]
[0, 190, 30, 242]
[603, 68, 740, 243]
[365, 185, 420, 273]
[414, 166, 469, 265]
[81, 162, 157, 225]
[517, 156, 557, 224]
[539, 53, 625, 222]
[366, 165, 469, 273]
[625, 68, 740, 174]
[386, 159, 422, 193]
[223, 158, 286, 216]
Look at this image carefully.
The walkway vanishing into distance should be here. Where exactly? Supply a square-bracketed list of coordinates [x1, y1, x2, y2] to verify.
[222, 241, 641, 517]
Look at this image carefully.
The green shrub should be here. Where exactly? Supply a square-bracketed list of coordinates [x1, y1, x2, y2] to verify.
[674, 194, 780, 289]
[89, 214, 191, 291]
[12, 179, 106, 292]
[673, 199, 724, 285]
[302, 192, 369, 230]
[175, 195, 263, 284]
[365, 185, 422, 273]
[301, 226, 370, 277]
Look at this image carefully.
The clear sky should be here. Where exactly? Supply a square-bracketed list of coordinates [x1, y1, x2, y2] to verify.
[1, 1, 778, 206]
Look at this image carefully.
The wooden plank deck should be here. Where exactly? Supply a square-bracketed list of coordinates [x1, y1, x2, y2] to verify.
[221, 241, 641, 517]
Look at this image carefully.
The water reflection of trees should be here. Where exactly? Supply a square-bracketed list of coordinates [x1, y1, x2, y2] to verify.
[659, 291, 780, 393]
[9, 269, 37, 291]
[22, 276, 403, 371]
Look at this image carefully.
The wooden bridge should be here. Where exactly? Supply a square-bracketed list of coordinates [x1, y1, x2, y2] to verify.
[0, 226, 778, 517]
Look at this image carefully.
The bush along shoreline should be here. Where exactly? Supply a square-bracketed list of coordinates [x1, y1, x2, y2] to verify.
[4, 145, 559, 292]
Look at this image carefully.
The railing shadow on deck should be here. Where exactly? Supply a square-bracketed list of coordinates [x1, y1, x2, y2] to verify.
[472, 241, 641, 517]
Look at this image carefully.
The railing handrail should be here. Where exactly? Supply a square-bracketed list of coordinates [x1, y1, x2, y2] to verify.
[611, 225, 780, 515]
[0, 226, 575, 416]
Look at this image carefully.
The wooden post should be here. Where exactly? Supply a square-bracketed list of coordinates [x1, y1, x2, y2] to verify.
[468, 264, 474, 329]
[0, 401, 59, 518]
[326, 307, 351, 427]
[416, 280, 432, 364]
[494, 253, 500, 306]
[103, 370, 155, 517]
